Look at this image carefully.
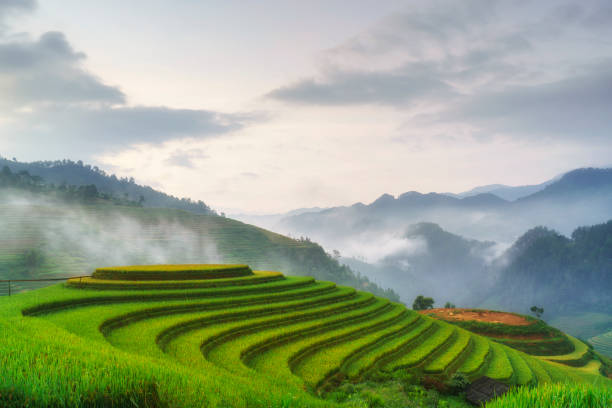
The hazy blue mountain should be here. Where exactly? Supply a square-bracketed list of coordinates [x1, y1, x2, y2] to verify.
[276, 167, 612, 256]
[231, 207, 326, 231]
[483, 221, 612, 317]
[342, 222, 498, 306]
[445, 180, 554, 201]
[518, 168, 612, 201]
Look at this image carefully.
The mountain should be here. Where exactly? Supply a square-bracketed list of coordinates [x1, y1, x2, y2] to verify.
[0, 157, 215, 215]
[483, 221, 612, 317]
[342, 222, 498, 306]
[446, 179, 554, 201]
[275, 167, 612, 257]
[519, 168, 612, 201]
[230, 207, 326, 232]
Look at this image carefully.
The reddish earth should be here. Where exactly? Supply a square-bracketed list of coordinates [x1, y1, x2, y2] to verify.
[419, 308, 534, 326]
[484, 333, 548, 340]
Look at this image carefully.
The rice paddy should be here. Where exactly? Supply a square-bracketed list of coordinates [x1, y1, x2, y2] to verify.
[1, 264, 609, 407]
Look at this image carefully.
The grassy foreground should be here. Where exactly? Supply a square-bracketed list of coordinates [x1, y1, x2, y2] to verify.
[1, 265, 610, 407]
[488, 383, 611, 408]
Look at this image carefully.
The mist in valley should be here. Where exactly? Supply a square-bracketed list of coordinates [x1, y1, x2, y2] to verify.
[236, 169, 612, 317]
[0, 190, 222, 278]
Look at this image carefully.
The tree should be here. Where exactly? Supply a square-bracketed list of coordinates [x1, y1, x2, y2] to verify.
[444, 302, 456, 308]
[530, 305, 544, 318]
[413, 295, 435, 310]
[79, 184, 99, 200]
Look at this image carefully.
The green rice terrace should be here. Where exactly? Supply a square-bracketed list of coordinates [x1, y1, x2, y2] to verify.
[1, 264, 610, 407]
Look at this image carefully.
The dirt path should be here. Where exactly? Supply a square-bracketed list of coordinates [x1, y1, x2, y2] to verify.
[419, 308, 534, 326]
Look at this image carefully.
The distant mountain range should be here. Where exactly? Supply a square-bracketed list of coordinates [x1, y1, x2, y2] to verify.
[259, 168, 612, 254]
[444, 179, 556, 201]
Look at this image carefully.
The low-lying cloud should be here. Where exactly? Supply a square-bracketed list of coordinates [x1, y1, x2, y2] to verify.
[0, 191, 222, 274]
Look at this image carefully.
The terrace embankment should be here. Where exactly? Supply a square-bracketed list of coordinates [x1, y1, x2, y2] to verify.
[3, 264, 608, 407]
[419, 308, 597, 364]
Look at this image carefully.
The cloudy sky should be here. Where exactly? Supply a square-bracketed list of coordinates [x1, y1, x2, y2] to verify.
[1, 0, 611, 213]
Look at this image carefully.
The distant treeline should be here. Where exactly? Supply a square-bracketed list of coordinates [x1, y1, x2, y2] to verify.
[1, 165, 140, 206]
[0, 157, 216, 215]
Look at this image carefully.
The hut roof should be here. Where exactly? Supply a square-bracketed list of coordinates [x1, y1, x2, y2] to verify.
[465, 376, 510, 406]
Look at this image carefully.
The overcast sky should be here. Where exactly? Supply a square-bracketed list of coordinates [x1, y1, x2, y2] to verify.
[1, 0, 611, 213]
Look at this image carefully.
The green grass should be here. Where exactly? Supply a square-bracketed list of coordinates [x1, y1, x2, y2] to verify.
[424, 328, 472, 374]
[344, 317, 434, 379]
[164, 292, 378, 373]
[506, 348, 535, 385]
[487, 383, 611, 408]
[0, 291, 334, 407]
[23, 275, 316, 315]
[247, 304, 405, 389]
[291, 312, 420, 389]
[1, 264, 610, 407]
[383, 323, 455, 370]
[484, 343, 514, 381]
[457, 334, 490, 376]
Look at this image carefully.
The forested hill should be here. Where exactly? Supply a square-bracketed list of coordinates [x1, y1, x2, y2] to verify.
[487, 221, 612, 316]
[0, 157, 215, 215]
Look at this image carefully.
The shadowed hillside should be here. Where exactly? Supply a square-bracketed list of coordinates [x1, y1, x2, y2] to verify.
[484, 222, 612, 316]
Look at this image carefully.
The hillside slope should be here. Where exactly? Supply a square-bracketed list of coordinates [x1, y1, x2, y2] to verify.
[0, 157, 215, 215]
[0, 188, 397, 301]
[484, 222, 612, 316]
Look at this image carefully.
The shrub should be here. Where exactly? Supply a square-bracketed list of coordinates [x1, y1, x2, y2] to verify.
[445, 372, 470, 394]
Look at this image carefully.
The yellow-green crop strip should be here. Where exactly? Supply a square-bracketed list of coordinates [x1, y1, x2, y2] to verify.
[505, 348, 535, 385]
[205, 297, 391, 377]
[424, 327, 472, 374]
[314, 311, 421, 388]
[69, 270, 283, 290]
[484, 343, 514, 381]
[244, 303, 404, 388]
[384, 323, 455, 370]
[457, 334, 490, 376]
[344, 317, 434, 379]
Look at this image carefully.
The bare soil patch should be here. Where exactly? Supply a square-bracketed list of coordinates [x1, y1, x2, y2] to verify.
[419, 308, 534, 326]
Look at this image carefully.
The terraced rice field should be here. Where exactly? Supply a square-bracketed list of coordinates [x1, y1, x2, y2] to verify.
[1, 264, 609, 407]
[590, 331, 612, 359]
